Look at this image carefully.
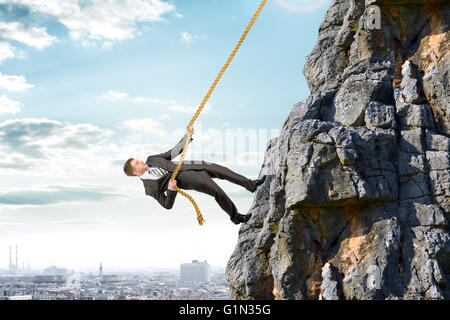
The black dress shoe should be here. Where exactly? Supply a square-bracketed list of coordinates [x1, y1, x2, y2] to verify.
[252, 175, 267, 192]
[232, 213, 252, 225]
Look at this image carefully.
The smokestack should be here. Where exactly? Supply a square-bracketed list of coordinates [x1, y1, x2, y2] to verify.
[16, 245, 18, 269]
[9, 246, 11, 268]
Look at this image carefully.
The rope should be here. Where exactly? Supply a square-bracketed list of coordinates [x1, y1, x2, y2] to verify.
[169, 0, 267, 225]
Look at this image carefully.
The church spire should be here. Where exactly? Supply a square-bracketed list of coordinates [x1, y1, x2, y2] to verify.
[99, 262, 103, 279]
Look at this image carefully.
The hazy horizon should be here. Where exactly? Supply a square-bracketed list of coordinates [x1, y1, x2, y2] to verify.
[1, 259, 227, 274]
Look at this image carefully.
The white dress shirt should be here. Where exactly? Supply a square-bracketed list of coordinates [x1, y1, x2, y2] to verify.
[139, 166, 167, 180]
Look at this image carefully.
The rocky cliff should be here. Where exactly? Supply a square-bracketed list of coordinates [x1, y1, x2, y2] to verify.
[226, 0, 449, 300]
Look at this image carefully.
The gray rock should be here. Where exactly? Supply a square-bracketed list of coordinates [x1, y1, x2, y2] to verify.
[286, 90, 336, 127]
[319, 263, 340, 300]
[303, 0, 349, 93]
[365, 102, 397, 129]
[429, 170, 450, 212]
[421, 44, 450, 136]
[226, 0, 450, 300]
[399, 128, 425, 153]
[398, 196, 447, 227]
[282, 120, 398, 208]
[400, 60, 425, 104]
[399, 152, 425, 176]
[426, 130, 450, 151]
[288, 93, 321, 126]
[399, 173, 431, 200]
[332, 75, 393, 126]
[396, 103, 436, 130]
[426, 151, 450, 171]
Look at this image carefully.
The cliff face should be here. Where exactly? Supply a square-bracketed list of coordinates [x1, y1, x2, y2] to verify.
[226, 0, 449, 300]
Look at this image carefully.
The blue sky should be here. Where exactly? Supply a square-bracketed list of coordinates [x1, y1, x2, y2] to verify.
[0, 0, 330, 271]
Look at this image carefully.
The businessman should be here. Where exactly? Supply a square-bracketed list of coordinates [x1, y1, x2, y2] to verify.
[123, 125, 266, 224]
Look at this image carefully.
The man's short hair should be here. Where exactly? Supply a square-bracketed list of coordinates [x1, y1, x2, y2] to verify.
[123, 158, 136, 176]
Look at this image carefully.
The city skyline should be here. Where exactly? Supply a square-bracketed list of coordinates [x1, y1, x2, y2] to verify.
[0, 260, 230, 300]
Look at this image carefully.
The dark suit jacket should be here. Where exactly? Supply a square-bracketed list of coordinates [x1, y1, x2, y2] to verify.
[142, 133, 202, 209]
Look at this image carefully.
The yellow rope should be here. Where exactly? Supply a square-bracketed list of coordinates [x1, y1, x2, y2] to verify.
[169, 0, 267, 225]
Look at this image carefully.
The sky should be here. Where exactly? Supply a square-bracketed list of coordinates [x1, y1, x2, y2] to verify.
[0, 0, 330, 272]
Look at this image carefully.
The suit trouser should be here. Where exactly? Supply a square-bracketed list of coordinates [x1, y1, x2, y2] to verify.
[175, 162, 256, 222]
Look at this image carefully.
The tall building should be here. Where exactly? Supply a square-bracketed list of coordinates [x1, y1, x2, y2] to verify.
[180, 260, 211, 282]
[98, 263, 119, 284]
[8, 245, 19, 274]
[15, 246, 18, 270]
[99, 262, 103, 280]
[9, 246, 12, 272]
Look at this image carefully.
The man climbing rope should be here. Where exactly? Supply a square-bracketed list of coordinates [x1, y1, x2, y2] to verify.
[123, 125, 266, 224]
[121, 0, 267, 225]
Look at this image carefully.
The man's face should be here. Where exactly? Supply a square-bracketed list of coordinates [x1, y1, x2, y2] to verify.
[131, 159, 148, 176]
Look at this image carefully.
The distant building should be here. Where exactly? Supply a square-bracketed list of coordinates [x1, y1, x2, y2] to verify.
[98, 263, 119, 284]
[99, 262, 103, 280]
[7, 295, 33, 300]
[6, 245, 31, 275]
[32, 265, 69, 283]
[33, 275, 65, 284]
[101, 275, 120, 283]
[8, 246, 20, 274]
[180, 260, 210, 282]
[43, 266, 69, 276]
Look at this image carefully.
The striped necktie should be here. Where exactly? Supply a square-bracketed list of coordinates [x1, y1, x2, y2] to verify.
[147, 166, 168, 178]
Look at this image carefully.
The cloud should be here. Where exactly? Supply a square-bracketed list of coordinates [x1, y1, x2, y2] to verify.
[122, 118, 167, 138]
[180, 31, 208, 44]
[0, 21, 56, 49]
[0, 184, 120, 205]
[105, 92, 184, 110]
[0, 94, 22, 113]
[0, 117, 113, 160]
[169, 104, 193, 112]
[101, 90, 128, 101]
[0, 73, 33, 114]
[275, 0, 329, 13]
[0, 117, 177, 177]
[133, 96, 176, 104]
[180, 31, 198, 43]
[168, 103, 211, 113]
[0, 41, 16, 62]
[158, 113, 170, 120]
[0, 72, 34, 91]
[101, 41, 113, 49]
[1, 0, 176, 44]
[0, 117, 193, 177]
